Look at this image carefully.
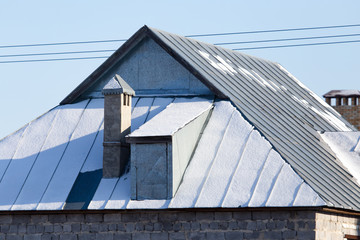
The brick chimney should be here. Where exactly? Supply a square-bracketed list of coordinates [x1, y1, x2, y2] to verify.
[323, 90, 360, 130]
[102, 74, 135, 178]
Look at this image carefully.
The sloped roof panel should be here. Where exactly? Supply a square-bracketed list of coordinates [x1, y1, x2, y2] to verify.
[146, 27, 360, 210]
[90, 101, 325, 210]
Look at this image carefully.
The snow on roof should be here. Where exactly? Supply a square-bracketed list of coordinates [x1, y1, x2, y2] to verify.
[323, 90, 360, 98]
[0, 96, 177, 211]
[128, 97, 213, 137]
[321, 132, 360, 186]
[89, 101, 325, 210]
[58, 26, 360, 210]
[0, 97, 325, 210]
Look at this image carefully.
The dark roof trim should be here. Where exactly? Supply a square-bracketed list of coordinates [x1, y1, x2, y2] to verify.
[126, 135, 172, 144]
[60, 25, 226, 105]
[0, 206, 324, 215]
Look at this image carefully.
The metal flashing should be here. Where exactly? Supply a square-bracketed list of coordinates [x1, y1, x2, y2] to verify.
[102, 74, 135, 96]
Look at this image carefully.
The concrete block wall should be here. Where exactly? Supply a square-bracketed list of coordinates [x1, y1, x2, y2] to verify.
[316, 211, 360, 240]
[333, 105, 360, 130]
[0, 209, 327, 240]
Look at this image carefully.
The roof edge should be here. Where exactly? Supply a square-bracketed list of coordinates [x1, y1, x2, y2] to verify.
[60, 25, 151, 105]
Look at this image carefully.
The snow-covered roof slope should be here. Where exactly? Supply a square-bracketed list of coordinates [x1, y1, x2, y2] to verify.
[321, 132, 360, 186]
[59, 26, 360, 211]
[0, 98, 325, 210]
[89, 101, 325, 210]
[0, 96, 176, 210]
[129, 97, 212, 137]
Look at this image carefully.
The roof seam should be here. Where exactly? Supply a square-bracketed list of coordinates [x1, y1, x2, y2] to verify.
[36, 99, 91, 210]
[245, 148, 272, 207]
[194, 109, 235, 207]
[11, 107, 61, 210]
[0, 123, 30, 184]
[221, 129, 254, 207]
[264, 163, 286, 206]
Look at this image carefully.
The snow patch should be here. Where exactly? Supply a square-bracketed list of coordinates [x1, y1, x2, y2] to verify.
[129, 97, 213, 137]
[321, 132, 360, 185]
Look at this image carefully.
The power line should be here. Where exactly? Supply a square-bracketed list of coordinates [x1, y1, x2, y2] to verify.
[0, 39, 127, 49]
[1, 37, 360, 64]
[1, 32, 360, 59]
[233, 39, 360, 50]
[215, 33, 360, 46]
[0, 56, 108, 64]
[186, 23, 360, 37]
[1, 23, 359, 49]
[0, 49, 115, 58]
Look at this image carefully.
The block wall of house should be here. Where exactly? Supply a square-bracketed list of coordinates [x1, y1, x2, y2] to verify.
[0, 209, 358, 240]
[0, 209, 322, 240]
[333, 105, 360, 130]
[316, 211, 360, 240]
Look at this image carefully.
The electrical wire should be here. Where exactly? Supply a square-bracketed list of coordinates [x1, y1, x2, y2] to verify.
[186, 23, 360, 37]
[0, 56, 108, 64]
[233, 39, 360, 50]
[1, 32, 360, 59]
[0, 49, 115, 58]
[0, 23, 359, 49]
[215, 33, 360, 46]
[0, 39, 127, 49]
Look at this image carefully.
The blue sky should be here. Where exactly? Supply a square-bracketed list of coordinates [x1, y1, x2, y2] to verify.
[0, 0, 359, 138]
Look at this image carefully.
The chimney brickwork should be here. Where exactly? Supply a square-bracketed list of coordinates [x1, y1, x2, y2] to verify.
[333, 105, 360, 130]
[323, 90, 360, 130]
[102, 75, 135, 178]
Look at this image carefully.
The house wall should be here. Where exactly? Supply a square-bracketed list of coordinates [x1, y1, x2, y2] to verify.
[82, 37, 212, 98]
[316, 211, 360, 240]
[333, 105, 360, 130]
[0, 209, 320, 240]
[1, 209, 358, 239]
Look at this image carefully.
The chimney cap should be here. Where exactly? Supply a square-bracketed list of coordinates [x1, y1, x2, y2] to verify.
[323, 89, 360, 98]
[102, 74, 135, 96]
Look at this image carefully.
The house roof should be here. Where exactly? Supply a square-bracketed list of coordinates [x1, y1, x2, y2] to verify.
[90, 100, 324, 210]
[1, 26, 360, 211]
[0, 97, 324, 210]
[62, 26, 360, 210]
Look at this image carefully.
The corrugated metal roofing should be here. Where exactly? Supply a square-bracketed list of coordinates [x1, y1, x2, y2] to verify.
[89, 101, 324, 210]
[140, 27, 360, 210]
[2, 26, 360, 211]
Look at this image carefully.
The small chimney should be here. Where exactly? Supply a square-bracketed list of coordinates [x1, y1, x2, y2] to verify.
[323, 90, 360, 130]
[102, 74, 135, 178]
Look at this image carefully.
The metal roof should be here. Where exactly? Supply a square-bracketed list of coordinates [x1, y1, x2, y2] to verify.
[2, 26, 360, 211]
[89, 100, 324, 210]
[63, 25, 360, 210]
[0, 98, 323, 210]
